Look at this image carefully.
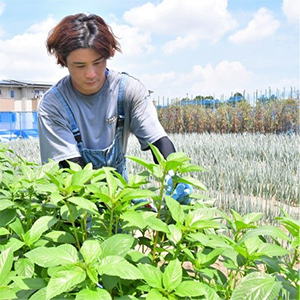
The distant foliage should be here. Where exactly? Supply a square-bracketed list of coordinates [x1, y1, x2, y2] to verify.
[157, 99, 299, 134]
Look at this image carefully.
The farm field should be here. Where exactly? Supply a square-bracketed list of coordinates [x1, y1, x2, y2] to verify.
[2, 132, 299, 299]
[8, 132, 299, 222]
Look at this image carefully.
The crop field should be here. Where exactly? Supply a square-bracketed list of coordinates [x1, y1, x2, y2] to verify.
[8, 132, 299, 223]
[2, 133, 299, 299]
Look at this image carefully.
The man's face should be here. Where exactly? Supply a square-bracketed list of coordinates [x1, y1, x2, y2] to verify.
[66, 48, 107, 95]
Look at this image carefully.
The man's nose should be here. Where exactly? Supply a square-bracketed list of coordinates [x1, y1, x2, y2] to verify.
[85, 66, 96, 79]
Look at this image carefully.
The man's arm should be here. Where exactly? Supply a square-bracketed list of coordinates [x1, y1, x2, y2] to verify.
[59, 136, 176, 168]
[59, 156, 86, 168]
[151, 136, 176, 163]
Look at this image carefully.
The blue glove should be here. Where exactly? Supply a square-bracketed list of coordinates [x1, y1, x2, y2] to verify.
[165, 173, 193, 205]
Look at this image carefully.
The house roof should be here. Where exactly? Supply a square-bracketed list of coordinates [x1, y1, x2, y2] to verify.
[0, 79, 53, 88]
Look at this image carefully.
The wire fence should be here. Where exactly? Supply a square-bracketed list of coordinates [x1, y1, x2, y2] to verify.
[153, 86, 300, 108]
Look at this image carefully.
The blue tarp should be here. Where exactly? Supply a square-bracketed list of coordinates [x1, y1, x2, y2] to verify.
[0, 111, 38, 140]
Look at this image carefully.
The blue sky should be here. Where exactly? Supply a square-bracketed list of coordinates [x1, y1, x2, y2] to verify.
[0, 0, 298, 102]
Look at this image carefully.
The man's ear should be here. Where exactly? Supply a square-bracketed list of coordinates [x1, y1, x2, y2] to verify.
[110, 48, 115, 58]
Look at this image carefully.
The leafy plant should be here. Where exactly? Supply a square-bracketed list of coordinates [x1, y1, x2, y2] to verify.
[0, 145, 298, 299]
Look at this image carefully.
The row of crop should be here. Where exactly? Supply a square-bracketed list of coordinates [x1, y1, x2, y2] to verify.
[126, 133, 300, 223]
[0, 145, 299, 299]
[7, 133, 299, 224]
[157, 99, 299, 134]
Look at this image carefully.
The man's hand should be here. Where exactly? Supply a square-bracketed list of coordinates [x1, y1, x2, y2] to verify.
[165, 172, 193, 205]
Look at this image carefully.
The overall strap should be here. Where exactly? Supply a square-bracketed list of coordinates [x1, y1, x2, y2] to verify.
[117, 72, 127, 127]
[51, 86, 82, 143]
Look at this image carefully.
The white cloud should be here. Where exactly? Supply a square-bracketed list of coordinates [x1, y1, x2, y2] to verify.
[282, 0, 299, 24]
[124, 0, 237, 53]
[0, 1, 5, 14]
[139, 60, 254, 99]
[0, 15, 67, 82]
[162, 34, 198, 55]
[229, 8, 281, 44]
[109, 22, 154, 56]
[27, 14, 57, 34]
[190, 60, 254, 97]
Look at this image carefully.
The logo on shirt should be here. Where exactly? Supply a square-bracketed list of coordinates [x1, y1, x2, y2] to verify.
[106, 115, 118, 124]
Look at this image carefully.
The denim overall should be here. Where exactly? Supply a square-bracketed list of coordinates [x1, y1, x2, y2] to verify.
[51, 72, 128, 181]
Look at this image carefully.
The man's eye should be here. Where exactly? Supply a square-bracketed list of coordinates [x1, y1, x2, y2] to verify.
[77, 65, 85, 68]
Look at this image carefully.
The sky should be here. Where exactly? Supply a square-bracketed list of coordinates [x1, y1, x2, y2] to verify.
[0, 0, 299, 103]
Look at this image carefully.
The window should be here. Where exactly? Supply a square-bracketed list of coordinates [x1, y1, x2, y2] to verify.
[10, 90, 14, 98]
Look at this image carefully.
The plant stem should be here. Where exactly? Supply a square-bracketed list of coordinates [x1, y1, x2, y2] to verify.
[152, 176, 167, 263]
[65, 201, 81, 250]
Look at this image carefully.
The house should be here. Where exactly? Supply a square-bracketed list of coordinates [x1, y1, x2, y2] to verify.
[0, 79, 53, 112]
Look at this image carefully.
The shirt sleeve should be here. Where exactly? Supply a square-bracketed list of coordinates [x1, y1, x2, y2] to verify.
[124, 75, 167, 150]
[37, 91, 81, 164]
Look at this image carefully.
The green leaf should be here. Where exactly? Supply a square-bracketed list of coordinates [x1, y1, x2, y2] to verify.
[12, 277, 46, 290]
[138, 264, 163, 289]
[165, 196, 185, 224]
[9, 218, 24, 237]
[235, 221, 257, 231]
[43, 231, 76, 244]
[68, 196, 99, 215]
[179, 163, 205, 174]
[238, 225, 291, 245]
[0, 209, 16, 227]
[196, 248, 224, 268]
[231, 272, 282, 300]
[76, 288, 112, 300]
[122, 210, 147, 229]
[15, 258, 34, 277]
[167, 224, 182, 245]
[46, 265, 86, 300]
[145, 215, 169, 233]
[0, 228, 9, 236]
[100, 234, 135, 258]
[0, 287, 16, 300]
[25, 244, 78, 267]
[71, 169, 93, 187]
[175, 281, 207, 298]
[166, 152, 190, 164]
[146, 289, 166, 300]
[80, 239, 102, 264]
[86, 266, 98, 284]
[26, 287, 46, 300]
[148, 143, 165, 166]
[0, 200, 14, 211]
[256, 243, 290, 257]
[120, 189, 157, 203]
[0, 247, 13, 286]
[178, 176, 207, 191]
[276, 216, 300, 238]
[1, 237, 24, 252]
[97, 256, 143, 280]
[103, 168, 118, 198]
[291, 235, 300, 249]
[190, 219, 225, 230]
[126, 156, 156, 174]
[231, 209, 242, 222]
[27, 216, 58, 244]
[49, 192, 64, 205]
[162, 259, 182, 292]
[242, 212, 263, 224]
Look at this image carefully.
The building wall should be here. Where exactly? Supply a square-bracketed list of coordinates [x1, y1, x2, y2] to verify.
[0, 98, 14, 111]
[0, 84, 50, 112]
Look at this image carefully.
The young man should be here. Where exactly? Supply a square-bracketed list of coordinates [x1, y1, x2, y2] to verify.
[38, 13, 191, 203]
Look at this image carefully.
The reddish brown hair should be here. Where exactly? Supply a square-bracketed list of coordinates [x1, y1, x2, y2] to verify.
[46, 13, 121, 67]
